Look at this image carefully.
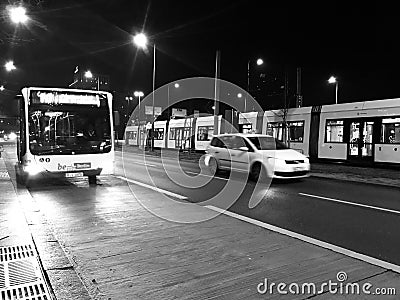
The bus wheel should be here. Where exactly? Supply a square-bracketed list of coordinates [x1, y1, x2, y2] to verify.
[88, 175, 97, 185]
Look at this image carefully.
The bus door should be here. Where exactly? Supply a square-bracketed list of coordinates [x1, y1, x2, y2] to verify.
[347, 119, 375, 161]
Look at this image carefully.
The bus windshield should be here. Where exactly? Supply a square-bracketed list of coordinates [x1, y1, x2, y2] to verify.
[28, 98, 111, 155]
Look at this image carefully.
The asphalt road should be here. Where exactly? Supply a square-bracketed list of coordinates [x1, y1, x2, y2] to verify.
[3, 144, 400, 267]
[115, 150, 400, 266]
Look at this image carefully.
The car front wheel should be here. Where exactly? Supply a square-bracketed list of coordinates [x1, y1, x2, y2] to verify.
[250, 162, 267, 182]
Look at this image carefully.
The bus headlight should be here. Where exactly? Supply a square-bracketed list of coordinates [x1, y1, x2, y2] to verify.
[24, 163, 43, 176]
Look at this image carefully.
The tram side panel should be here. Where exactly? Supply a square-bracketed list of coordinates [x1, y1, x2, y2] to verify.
[167, 118, 193, 150]
[262, 107, 312, 156]
[318, 99, 400, 164]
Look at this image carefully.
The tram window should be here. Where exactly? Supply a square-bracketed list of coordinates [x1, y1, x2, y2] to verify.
[169, 128, 176, 140]
[381, 118, 400, 144]
[240, 124, 252, 133]
[326, 120, 344, 142]
[154, 128, 164, 140]
[267, 122, 284, 141]
[198, 126, 214, 141]
[288, 121, 304, 142]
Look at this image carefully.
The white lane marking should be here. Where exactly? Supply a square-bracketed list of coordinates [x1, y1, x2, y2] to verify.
[114, 175, 188, 200]
[206, 205, 400, 273]
[299, 193, 400, 215]
[185, 170, 229, 181]
[121, 159, 158, 168]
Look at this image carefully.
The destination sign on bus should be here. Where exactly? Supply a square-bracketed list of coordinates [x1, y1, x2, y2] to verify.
[30, 91, 101, 106]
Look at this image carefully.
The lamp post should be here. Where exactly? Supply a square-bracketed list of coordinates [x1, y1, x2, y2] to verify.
[134, 91, 144, 148]
[167, 83, 179, 120]
[328, 76, 338, 104]
[133, 32, 157, 151]
[246, 58, 263, 112]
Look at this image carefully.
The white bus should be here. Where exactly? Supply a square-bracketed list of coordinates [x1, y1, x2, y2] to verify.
[15, 87, 115, 185]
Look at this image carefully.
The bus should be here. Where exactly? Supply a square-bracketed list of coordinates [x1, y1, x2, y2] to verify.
[15, 87, 115, 185]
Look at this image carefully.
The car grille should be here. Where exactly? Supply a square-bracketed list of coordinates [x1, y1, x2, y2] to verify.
[275, 171, 309, 177]
[285, 160, 305, 164]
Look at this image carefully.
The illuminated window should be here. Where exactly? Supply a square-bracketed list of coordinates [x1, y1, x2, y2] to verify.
[381, 117, 400, 144]
[197, 126, 214, 141]
[267, 122, 283, 141]
[288, 121, 304, 142]
[169, 128, 176, 140]
[326, 120, 344, 142]
[154, 128, 164, 140]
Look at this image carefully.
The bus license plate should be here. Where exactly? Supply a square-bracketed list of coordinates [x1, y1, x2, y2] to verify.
[65, 172, 83, 178]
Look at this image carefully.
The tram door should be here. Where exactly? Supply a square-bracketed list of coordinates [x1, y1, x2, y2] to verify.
[347, 120, 375, 160]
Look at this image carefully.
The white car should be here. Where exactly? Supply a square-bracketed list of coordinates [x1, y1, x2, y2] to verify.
[204, 134, 310, 180]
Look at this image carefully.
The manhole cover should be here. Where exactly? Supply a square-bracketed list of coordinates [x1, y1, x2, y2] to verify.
[0, 245, 52, 300]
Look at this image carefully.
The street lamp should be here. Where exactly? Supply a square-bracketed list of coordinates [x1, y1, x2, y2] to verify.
[134, 91, 144, 117]
[5, 61, 16, 72]
[8, 6, 28, 24]
[167, 83, 180, 120]
[328, 76, 339, 104]
[133, 32, 156, 151]
[0, 85, 5, 91]
[246, 58, 264, 112]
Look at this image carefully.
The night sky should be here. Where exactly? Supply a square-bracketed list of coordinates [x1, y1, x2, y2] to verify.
[1, 0, 399, 116]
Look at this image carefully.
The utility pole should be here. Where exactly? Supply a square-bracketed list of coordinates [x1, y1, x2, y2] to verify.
[296, 67, 302, 108]
[214, 50, 221, 135]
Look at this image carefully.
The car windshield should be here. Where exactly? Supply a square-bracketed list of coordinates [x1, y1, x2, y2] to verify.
[248, 136, 288, 150]
[28, 99, 111, 155]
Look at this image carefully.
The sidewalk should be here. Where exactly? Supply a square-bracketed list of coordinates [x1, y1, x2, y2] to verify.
[120, 145, 400, 188]
[0, 157, 91, 300]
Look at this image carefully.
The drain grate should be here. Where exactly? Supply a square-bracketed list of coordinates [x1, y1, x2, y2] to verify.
[0, 245, 52, 300]
[0, 246, 35, 263]
[1, 283, 50, 300]
[0, 172, 9, 180]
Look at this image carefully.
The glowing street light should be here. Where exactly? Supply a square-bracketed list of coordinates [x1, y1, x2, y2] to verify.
[328, 76, 339, 104]
[0, 85, 5, 91]
[5, 61, 16, 72]
[256, 58, 264, 66]
[8, 6, 28, 24]
[133, 33, 148, 49]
